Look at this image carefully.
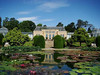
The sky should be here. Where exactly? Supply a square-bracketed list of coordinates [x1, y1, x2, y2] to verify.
[0, 0, 100, 28]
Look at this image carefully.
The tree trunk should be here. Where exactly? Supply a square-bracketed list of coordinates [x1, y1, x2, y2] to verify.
[80, 42, 81, 46]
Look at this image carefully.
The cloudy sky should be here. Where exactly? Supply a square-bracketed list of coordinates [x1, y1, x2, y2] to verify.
[0, 0, 100, 28]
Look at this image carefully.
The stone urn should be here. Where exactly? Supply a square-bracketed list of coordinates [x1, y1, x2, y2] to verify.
[4, 42, 10, 47]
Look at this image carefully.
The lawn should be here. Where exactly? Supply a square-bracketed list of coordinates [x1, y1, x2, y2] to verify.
[72, 42, 87, 47]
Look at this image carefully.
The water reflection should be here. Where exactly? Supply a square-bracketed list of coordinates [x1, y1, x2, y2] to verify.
[42, 50, 57, 64]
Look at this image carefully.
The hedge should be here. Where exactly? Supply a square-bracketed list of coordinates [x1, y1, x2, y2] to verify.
[81, 47, 100, 51]
[54, 35, 64, 48]
[0, 33, 4, 45]
[1, 46, 41, 53]
[96, 36, 100, 47]
[33, 35, 45, 48]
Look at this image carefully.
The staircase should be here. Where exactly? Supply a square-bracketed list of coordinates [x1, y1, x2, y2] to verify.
[45, 40, 54, 48]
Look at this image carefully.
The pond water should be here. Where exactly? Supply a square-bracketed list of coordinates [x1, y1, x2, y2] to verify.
[0, 50, 100, 75]
[34, 50, 100, 75]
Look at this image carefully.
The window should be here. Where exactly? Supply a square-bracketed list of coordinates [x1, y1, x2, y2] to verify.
[49, 34, 51, 39]
[63, 34, 64, 37]
[52, 34, 54, 38]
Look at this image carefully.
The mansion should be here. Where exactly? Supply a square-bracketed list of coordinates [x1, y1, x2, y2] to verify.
[34, 26, 67, 40]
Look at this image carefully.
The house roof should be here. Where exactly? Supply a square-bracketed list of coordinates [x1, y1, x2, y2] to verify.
[34, 26, 65, 31]
[0, 27, 8, 33]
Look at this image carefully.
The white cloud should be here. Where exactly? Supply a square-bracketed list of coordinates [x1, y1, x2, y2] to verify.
[17, 16, 38, 21]
[37, 1, 69, 12]
[17, 11, 31, 15]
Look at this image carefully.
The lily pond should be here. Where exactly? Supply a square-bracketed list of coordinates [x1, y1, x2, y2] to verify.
[0, 50, 100, 75]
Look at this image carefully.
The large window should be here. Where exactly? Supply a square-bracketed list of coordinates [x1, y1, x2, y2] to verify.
[52, 34, 54, 38]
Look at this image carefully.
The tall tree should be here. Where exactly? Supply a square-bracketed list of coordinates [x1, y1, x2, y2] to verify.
[65, 22, 76, 32]
[19, 20, 36, 32]
[56, 22, 63, 27]
[76, 19, 93, 31]
[71, 28, 89, 46]
[3, 17, 19, 30]
[0, 17, 2, 28]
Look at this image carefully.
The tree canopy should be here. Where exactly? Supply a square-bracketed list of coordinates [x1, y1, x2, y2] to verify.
[71, 28, 89, 46]
[37, 23, 42, 27]
[65, 22, 76, 32]
[3, 17, 19, 30]
[19, 20, 36, 32]
[3, 27, 30, 46]
[56, 22, 63, 27]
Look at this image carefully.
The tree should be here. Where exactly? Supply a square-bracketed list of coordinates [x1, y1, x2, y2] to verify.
[71, 28, 89, 46]
[3, 27, 30, 46]
[65, 22, 76, 32]
[88, 27, 92, 33]
[33, 35, 45, 48]
[0, 17, 2, 28]
[3, 17, 19, 30]
[54, 35, 64, 48]
[76, 19, 93, 32]
[37, 23, 42, 27]
[0, 33, 4, 45]
[56, 22, 63, 27]
[96, 36, 100, 47]
[19, 20, 36, 32]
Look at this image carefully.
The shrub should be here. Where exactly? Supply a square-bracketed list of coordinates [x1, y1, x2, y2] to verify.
[33, 35, 45, 48]
[2, 28, 30, 46]
[54, 35, 63, 48]
[81, 47, 100, 51]
[24, 41, 33, 46]
[96, 36, 100, 47]
[0, 33, 4, 45]
[1, 46, 41, 53]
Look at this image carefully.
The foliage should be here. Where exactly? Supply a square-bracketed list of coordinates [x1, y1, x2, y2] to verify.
[19, 20, 36, 32]
[65, 22, 76, 32]
[56, 22, 63, 27]
[86, 37, 95, 47]
[1, 46, 41, 53]
[96, 36, 100, 47]
[54, 35, 64, 48]
[0, 33, 4, 45]
[3, 17, 19, 30]
[37, 23, 42, 27]
[71, 28, 89, 46]
[81, 47, 100, 51]
[33, 35, 45, 48]
[24, 41, 34, 46]
[3, 27, 30, 46]
[67, 38, 74, 46]
[70, 62, 100, 75]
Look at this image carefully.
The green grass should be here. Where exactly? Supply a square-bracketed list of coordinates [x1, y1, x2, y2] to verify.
[25, 51, 47, 55]
[72, 42, 87, 47]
